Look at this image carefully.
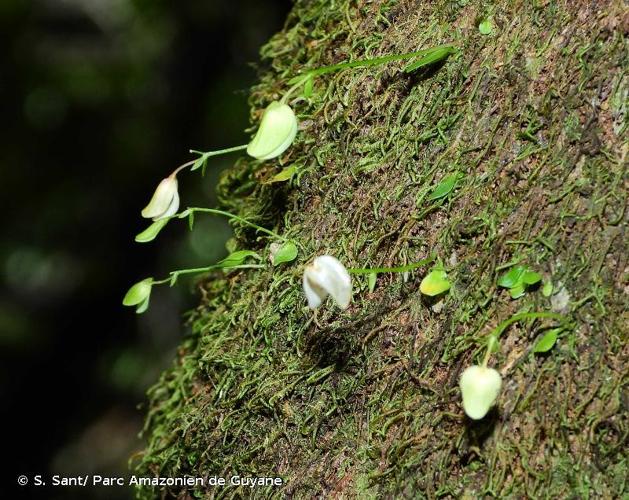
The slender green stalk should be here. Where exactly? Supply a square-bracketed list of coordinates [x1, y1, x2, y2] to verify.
[281, 75, 311, 103]
[190, 144, 248, 159]
[348, 255, 434, 274]
[179, 207, 287, 241]
[489, 312, 566, 340]
[153, 264, 265, 287]
[482, 311, 567, 366]
[187, 145, 248, 173]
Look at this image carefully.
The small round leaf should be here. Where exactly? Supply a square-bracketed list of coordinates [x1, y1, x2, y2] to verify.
[272, 241, 298, 265]
[498, 265, 526, 288]
[533, 329, 560, 353]
[479, 19, 493, 35]
[420, 269, 451, 296]
[522, 270, 542, 285]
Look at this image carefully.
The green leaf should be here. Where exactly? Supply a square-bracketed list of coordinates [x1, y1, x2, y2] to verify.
[246, 102, 298, 161]
[272, 241, 298, 265]
[218, 250, 261, 268]
[522, 270, 542, 285]
[303, 76, 314, 98]
[135, 296, 151, 314]
[123, 278, 153, 306]
[189, 154, 207, 172]
[403, 45, 456, 73]
[478, 19, 493, 35]
[533, 329, 560, 353]
[420, 268, 451, 296]
[542, 281, 553, 297]
[509, 283, 526, 299]
[427, 174, 460, 201]
[498, 265, 526, 288]
[368, 272, 378, 293]
[266, 165, 296, 184]
[487, 334, 500, 353]
[135, 219, 169, 243]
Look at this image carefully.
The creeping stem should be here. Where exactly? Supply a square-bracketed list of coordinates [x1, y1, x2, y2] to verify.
[179, 207, 288, 242]
[288, 45, 456, 83]
[348, 254, 435, 274]
[152, 264, 265, 287]
[482, 312, 568, 367]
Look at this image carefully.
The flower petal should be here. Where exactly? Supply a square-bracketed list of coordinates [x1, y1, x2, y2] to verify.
[302, 255, 352, 310]
[303, 270, 325, 309]
[141, 177, 178, 219]
[247, 102, 298, 161]
[459, 365, 502, 419]
[155, 188, 179, 220]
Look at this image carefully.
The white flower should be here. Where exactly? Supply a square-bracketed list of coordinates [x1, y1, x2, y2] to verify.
[247, 101, 298, 161]
[141, 175, 179, 221]
[459, 365, 502, 420]
[303, 255, 352, 309]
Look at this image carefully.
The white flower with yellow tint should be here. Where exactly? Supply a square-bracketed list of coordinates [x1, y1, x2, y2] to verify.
[459, 365, 502, 419]
[303, 255, 352, 310]
[247, 101, 298, 161]
[141, 175, 179, 221]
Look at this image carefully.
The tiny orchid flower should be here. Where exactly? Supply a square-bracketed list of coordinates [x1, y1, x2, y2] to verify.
[459, 365, 502, 420]
[141, 174, 179, 221]
[303, 255, 352, 310]
[247, 101, 298, 161]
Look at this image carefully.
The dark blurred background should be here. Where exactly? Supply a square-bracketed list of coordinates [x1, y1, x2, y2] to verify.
[1, 0, 291, 497]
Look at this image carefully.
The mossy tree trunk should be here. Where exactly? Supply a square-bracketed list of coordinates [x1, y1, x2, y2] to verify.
[137, 1, 627, 497]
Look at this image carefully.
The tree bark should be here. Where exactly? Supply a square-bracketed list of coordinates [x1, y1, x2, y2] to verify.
[136, 0, 628, 497]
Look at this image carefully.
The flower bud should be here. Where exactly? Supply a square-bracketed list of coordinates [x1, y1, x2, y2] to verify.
[303, 255, 352, 309]
[247, 101, 298, 160]
[122, 278, 153, 314]
[141, 176, 179, 221]
[459, 365, 502, 420]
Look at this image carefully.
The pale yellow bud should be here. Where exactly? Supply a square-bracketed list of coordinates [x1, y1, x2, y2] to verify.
[247, 102, 298, 161]
[459, 365, 502, 419]
[141, 176, 179, 221]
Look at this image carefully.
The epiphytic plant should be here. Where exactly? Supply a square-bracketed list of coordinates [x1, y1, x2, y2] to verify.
[459, 311, 566, 419]
[124, 43, 457, 313]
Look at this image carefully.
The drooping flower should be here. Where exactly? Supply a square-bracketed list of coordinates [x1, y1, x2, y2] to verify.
[303, 255, 352, 309]
[141, 175, 179, 221]
[459, 365, 502, 419]
[247, 101, 298, 161]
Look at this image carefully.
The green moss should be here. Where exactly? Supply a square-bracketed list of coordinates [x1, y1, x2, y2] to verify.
[134, 0, 628, 498]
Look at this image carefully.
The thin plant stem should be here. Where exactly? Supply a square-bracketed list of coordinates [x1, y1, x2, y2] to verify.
[152, 264, 265, 287]
[482, 311, 567, 367]
[179, 207, 287, 242]
[348, 255, 434, 274]
[281, 75, 311, 104]
[190, 144, 248, 159]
